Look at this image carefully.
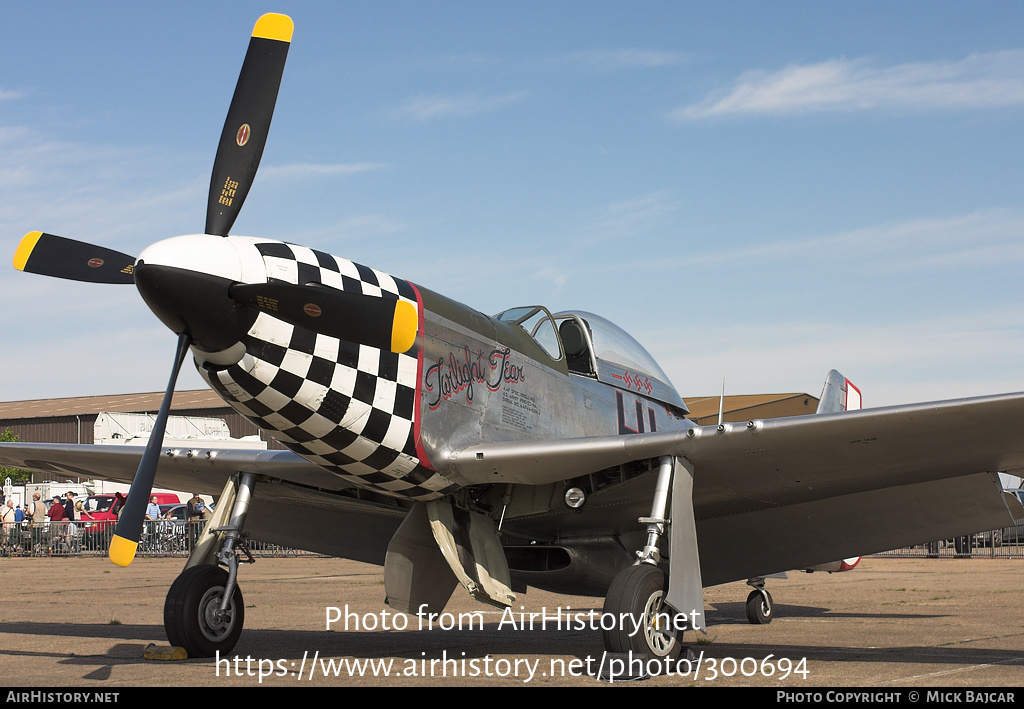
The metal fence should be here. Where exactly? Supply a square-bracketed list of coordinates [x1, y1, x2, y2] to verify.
[868, 522, 1024, 559]
[4, 520, 1023, 560]
[0, 520, 306, 558]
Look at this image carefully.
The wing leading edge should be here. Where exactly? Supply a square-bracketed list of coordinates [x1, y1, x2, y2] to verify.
[450, 391, 1024, 489]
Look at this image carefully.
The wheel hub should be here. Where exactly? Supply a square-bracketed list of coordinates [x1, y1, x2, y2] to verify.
[642, 589, 677, 656]
[199, 586, 236, 642]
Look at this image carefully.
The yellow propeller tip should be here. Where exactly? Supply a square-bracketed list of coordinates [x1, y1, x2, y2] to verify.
[253, 13, 293, 43]
[108, 535, 138, 567]
[13, 231, 42, 271]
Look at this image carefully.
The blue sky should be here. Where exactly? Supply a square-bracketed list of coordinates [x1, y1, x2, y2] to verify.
[2, 1, 1024, 408]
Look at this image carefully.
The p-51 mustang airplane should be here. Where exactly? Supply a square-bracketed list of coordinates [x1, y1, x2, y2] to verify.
[4, 13, 1024, 661]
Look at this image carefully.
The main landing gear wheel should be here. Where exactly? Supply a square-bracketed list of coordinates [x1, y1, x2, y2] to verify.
[745, 589, 773, 625]
[602, 564, 683, 660]
[164, 564, 244, 657]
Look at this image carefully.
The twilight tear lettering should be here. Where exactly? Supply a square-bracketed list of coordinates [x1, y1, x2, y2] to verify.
[424, 346, 525, 409]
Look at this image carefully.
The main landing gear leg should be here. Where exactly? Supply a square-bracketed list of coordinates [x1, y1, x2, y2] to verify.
[164, 472, 257, 657]
[602, 456, 704, 663]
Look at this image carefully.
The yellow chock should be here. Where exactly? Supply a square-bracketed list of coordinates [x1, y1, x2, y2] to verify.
[144, 644, 188, 661]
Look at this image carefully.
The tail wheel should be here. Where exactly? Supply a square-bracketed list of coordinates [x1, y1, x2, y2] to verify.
[602, 564, 683, 659]
[164, 564, 244, 657]
[745, 589, 773, 624]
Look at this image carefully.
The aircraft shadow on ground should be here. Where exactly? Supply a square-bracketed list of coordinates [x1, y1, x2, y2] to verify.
[707, 602, 948, 623]
[3, 617, 1021, 673]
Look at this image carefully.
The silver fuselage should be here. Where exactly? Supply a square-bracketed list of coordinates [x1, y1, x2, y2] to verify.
[138, 235, 691, 502]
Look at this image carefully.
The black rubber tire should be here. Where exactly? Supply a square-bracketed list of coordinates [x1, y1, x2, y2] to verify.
[745, 589, 773, 624]
[602, 564, 683, 659]
[164, 564, 244, 657]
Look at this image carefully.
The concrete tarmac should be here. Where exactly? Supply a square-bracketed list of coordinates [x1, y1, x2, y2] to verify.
[0, 555, 1021, 687]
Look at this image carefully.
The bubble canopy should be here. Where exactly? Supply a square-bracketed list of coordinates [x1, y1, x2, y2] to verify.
[554, 311, 668, 378]
[494, 306, 686, 411]
[555, 310, 687, 412]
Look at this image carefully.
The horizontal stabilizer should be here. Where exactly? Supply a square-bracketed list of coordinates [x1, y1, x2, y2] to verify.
[802, 557, 861, 573]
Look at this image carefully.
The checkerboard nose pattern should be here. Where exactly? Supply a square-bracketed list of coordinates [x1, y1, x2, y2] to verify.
[201, 241, 457, 500]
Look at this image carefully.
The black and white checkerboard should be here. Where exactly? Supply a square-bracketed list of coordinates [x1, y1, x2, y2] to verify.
[198, 240, 458, 500]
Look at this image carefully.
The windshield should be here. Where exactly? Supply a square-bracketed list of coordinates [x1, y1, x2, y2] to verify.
[553, 310, 687, 411]
[85, 496, 115, 513]
[494, 306, 562, 360]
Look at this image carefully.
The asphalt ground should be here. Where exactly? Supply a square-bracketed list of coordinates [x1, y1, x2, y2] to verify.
[0, 555, 1021, 689]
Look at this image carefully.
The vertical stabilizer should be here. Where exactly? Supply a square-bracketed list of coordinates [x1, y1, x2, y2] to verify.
[816, 370, 862, 414]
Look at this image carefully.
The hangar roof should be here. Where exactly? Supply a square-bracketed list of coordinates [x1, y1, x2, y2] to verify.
[684, 392, 819, 425]
[0, 390, 226, 421]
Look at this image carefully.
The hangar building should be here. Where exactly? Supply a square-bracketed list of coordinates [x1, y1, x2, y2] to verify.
[0, 390, 278, 450]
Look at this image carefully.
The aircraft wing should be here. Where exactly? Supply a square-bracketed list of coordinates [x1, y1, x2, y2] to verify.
[0, 443, 407, 564]
[449, 392, 1024, 584]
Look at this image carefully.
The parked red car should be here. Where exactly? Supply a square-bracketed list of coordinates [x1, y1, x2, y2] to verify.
[79, 492, 179, 533]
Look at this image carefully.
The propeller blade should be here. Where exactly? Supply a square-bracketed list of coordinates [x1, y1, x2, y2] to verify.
[108, 332, 192, 567]
[206, 13, 293, 237]
[13, 232, 135, 284]
[230, 282, 418, 353]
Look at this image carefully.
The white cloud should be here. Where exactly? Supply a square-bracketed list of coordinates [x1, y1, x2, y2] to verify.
[649, 308, 1024, 408]
[395, 91, 527, 121]
[560, 49, 689, 70]
[258, 162, 387, 180]
[674, 50, 1024, 119]
[295, 214, 407, 252]
[579, 190, 683, 245]
[590, 209, 1024, 276]
[0, 126, 202, 246]
[0, 321, 208, 400]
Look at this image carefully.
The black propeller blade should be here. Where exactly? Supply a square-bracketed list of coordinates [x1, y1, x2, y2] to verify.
[206, 13, 293, 237]
[230, 282, 418, 353]
[11, 15, 298, 567]
[108, 332, 192, 567]
[13, 232, 136, 284]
